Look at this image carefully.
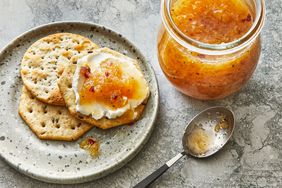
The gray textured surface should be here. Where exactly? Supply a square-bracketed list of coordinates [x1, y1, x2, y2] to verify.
[0, 0, 281, 187]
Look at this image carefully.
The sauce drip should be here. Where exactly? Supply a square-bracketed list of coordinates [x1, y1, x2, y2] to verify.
[80, 137, 100, 157]
[187, 127, 211, 155]
[214, 116, 229, 132]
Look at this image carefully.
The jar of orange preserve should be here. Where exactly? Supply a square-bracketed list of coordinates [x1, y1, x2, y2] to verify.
[158, 0, 265, 100]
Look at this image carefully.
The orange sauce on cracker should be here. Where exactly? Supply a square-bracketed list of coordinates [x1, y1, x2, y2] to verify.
[79, 60, 139, 108]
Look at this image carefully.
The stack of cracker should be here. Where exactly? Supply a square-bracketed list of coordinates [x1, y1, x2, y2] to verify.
[19, 33, 98, 141]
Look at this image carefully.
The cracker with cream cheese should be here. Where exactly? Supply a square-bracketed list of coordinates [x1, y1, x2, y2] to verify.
[58, 48, 149, 129]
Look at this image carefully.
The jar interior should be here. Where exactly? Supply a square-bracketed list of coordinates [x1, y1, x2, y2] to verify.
[169, 0, 255, 44]
[162, 0, 265, 55]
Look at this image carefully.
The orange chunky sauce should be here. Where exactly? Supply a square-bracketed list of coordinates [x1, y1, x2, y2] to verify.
[79, 60, 138, 108]
[158, 0, 261, 99]
[171, 0, 253, 44]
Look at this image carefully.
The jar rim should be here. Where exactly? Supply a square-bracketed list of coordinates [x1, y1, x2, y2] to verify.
[161, 0, 266, 55]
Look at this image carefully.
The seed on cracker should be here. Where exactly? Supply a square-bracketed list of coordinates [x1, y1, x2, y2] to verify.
[20, 33, 99, 106]
[18, 86, 92, 141]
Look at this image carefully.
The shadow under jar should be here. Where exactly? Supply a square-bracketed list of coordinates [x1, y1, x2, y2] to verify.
[158, 0, 265, 100]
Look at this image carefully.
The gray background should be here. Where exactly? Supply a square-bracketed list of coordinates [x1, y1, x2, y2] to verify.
[0, 0, 281, 187]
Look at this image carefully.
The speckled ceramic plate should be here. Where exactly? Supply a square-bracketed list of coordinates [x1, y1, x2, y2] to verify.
[0, 22, 159, 184]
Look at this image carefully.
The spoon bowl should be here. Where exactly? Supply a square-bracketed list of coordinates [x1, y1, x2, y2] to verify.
[182, 106, 235, 158]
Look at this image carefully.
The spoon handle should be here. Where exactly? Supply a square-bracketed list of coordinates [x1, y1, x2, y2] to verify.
[133, 152, 185, 188]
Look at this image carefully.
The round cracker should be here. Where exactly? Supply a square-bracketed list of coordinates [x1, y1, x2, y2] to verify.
[18, 86, 93, 141]
[20, 33, 99, 106]
[58, 48, 149, 129]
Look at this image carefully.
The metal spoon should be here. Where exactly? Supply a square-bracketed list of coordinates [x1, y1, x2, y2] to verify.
[134, 106, 235, 188]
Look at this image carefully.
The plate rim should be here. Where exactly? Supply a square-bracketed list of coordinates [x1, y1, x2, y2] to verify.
[0, 21, 159, 184]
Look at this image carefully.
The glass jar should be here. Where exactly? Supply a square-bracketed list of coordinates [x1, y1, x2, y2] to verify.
[158, 0, 265, 100]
